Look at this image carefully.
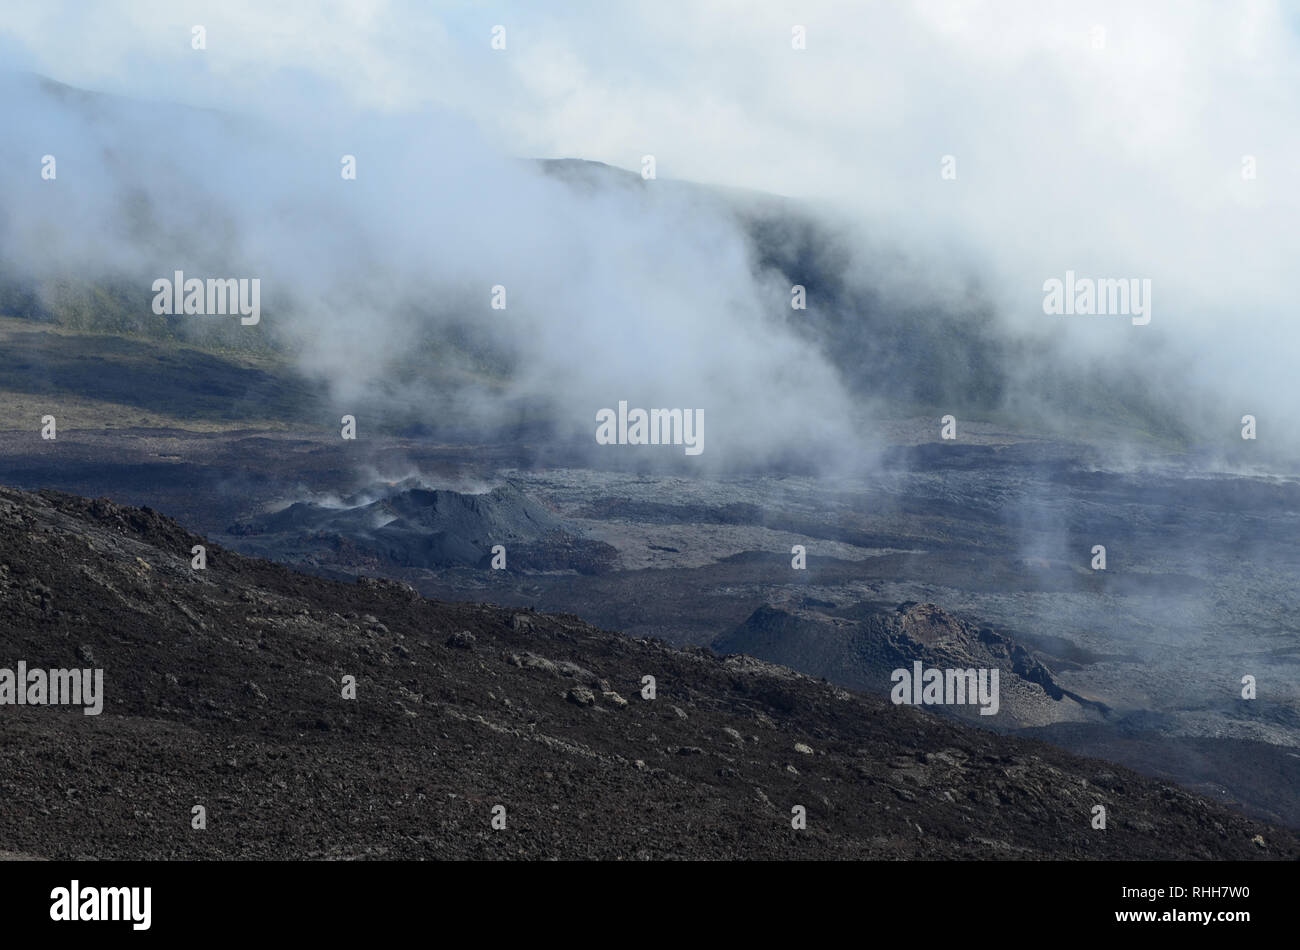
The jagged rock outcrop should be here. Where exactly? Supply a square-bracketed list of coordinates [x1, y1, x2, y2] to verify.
[715, 599, 1108, 729]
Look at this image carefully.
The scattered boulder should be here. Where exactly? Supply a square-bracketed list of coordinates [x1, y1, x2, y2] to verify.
[557, 661, 600, 685]
[566, 686, 596, 707]
[446, 631, 476, 649]
[511, 652, 557, 674]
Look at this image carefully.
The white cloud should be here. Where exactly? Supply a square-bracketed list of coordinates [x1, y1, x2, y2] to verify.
[2, 0, 1299, 454]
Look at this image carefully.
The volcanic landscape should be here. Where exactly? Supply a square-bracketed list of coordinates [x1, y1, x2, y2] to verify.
[0, 482, 1294, 859]
[1, 71, 1297, 861]
[1, 388, 1297, 846]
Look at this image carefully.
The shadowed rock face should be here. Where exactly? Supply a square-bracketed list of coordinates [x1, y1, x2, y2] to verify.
[229, 480, 619, 574]
[0, 483, 1294, 860]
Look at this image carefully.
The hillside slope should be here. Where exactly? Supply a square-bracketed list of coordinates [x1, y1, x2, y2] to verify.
[0, 484, 1292, 859]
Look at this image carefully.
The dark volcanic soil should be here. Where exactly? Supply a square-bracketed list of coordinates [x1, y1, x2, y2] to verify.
[3, 426, 1299, 833]
[0, 484, 1293, 860]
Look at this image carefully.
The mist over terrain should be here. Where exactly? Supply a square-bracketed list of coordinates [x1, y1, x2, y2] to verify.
[1, 2, 1299, 863]
[2, 30, 1297, 471]
[1, 72, 866, 470]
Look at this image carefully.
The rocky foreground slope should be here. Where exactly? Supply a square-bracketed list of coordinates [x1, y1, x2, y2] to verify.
[0, 484, 1293, 860]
